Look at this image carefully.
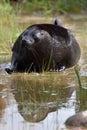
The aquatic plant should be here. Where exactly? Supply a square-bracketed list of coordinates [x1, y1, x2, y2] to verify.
[74, 65, 82, 88]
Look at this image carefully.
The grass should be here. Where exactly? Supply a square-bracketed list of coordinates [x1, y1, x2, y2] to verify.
[11, 73, 62, 122]
[74, 65, 87, 91]
[0, 2, 26, 55]
[0, 0, 87, 55]
[12, 72, 68, 103]
[74, 65, 82, 88]
[0, 0, 87, 127]
[0, 0, 87, 88]
[14, 0, 87, 15]
[11, 71, 74, 122]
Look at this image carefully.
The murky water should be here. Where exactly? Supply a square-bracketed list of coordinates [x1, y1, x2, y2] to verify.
[0, 16, 87, 130]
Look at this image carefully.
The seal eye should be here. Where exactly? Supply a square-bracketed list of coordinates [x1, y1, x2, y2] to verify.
[36, 32, 44, 38]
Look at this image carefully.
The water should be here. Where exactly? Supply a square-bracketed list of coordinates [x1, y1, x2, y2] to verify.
[0, 16, 87, 130]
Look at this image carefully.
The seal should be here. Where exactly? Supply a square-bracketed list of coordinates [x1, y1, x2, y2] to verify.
[5, 19, 81, 74]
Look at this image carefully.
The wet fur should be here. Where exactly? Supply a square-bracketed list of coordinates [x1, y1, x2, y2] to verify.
[5, 21, 81, 73]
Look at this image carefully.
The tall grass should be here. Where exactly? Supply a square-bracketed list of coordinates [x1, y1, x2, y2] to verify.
[1, 0, 86, 16]
[20, 0, 87, 15]
[0, 2, 23, 55]
[74, 65, 82, 88]
[0, 0, 87, 55]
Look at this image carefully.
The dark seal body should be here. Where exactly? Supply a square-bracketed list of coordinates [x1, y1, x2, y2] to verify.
[5, 23, 81, 74]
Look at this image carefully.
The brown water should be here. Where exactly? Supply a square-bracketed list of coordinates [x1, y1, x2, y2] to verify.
[0, 16, 87, 130]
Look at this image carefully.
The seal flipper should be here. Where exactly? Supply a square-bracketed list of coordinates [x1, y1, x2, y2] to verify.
[5, 60, 17, 74]
[5, 52, 18, 74]
[56, 62, 66, 72]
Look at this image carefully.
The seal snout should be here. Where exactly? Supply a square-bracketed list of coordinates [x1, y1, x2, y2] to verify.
[22, 36, 34, 47]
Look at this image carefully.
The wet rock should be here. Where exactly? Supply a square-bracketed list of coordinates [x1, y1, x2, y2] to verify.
[65, 111, 87, 127]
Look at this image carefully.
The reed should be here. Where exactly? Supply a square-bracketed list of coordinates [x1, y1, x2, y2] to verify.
[74, 65, 82, 88]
